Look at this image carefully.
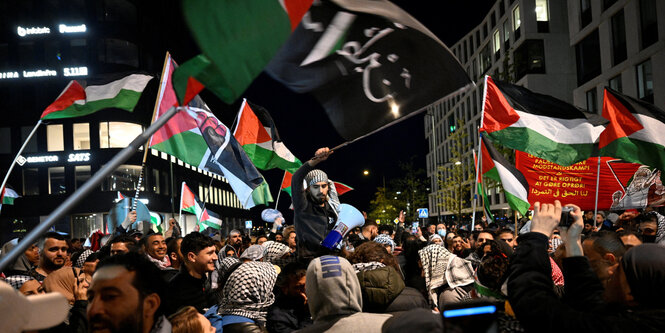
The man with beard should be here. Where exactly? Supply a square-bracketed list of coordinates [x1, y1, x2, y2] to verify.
[32, 232, 69, 282]
[87, 252, 170, 333]
[163, 232, 217, 315]
[218, 229, 242, 258]
[292, 147, 340, 262]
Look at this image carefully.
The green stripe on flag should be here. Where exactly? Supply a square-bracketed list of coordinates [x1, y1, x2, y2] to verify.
[504, 191, 531, 216]
[151, 131, 209, 167]
[41, 89, 145, 120]
[240, 143, 301, 173]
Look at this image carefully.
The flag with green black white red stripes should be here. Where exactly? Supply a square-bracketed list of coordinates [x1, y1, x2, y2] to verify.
[480, 135, 530, 216]
[480, 76, 606, 166]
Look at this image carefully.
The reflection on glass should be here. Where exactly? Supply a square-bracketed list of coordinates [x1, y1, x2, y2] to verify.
[48, 167, 66, 194]
[73, 123, 90, 150]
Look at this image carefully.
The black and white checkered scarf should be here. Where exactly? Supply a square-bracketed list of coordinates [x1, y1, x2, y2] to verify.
[218, 261, 277, 322]
[418, 244, 474, 307]
[352, 261, 386, 273]
[5, 274, 34, 290]
[262, 241, 290, 266]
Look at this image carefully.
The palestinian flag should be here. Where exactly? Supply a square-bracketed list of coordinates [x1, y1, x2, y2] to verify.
[41, 74, 152, 120]
[281, 171, 295, 196]
[481, 135, 530, 215]
[234, 99, 302, 173]
[480, 76, 606, 166]
[172, 0, 313, 105]
[117, 191, 126, 201]
[149, 212, 163, 233]
[266, 0, 472, 141]
[280, 171, 353, 196]
[201, 210, 222, 231]
[473, 149, 494, 222]
[599, 87, 665, 182]
[180, 182, 207, 222]
[0, 186, 19, 212]
[150, 54, 272, 209]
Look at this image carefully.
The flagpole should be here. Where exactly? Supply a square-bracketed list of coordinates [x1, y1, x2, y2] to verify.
[275, 170, 287, 209]
[471, 133, 482, 231]
[473, 76, 490, 231]
[179, 181, 184, 235]
[0, 120, 42, 204]
[593, 156, 601, 228]
[199, 177, 214, 231]
[0, 106, 182, 273]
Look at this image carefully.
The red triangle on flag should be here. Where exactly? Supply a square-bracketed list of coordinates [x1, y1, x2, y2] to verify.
[41, 81, 85, 119]
[333, 181, 353, 196]
[599, 88, 644, 149]
[234, 99, 273, 146]
[480, 77, 521, 133]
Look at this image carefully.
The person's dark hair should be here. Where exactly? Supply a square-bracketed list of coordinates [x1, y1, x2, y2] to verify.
[478, 230, 496, 239]
[167, 237, 182, 257]
[586, 231, 626, 257]
[362, 220, 378, 230]
[496, 228, 513, 237]
[110, 234, 138, 246]
[254, 235, 268, 244]
[378, 224, 394, 235]
[348, 241, 401, 274]
[617, 230, 643, 242]
[401, 239, 427, 282]
[139, 232, 162, 248]
[180, 232, 215, 258]
[85, 252, 100, 263]
[168, 306, 203, 333]
[96, 252, 167, 316]
[277, 262, 307, 289]
[470, 230, 480, 241]
[477, 251, 510, 291]
[43, 231, 67, 242]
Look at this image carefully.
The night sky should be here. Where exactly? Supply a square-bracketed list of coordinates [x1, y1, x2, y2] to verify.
[179, 1, 497, 218]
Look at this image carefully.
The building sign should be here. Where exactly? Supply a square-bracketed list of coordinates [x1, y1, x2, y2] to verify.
[0, 67, 88, 80]
[24, 152, 91, 164]
[63, 66, 88, 77]
[58, 24, 86, 34]
[17, 24, 86, 37]
[26, 155, 59, 163]
[67, 153, 90, 162]
[17, 26, 50, 37]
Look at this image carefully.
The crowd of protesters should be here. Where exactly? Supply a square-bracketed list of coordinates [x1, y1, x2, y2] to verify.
[1, 147, 665, 333]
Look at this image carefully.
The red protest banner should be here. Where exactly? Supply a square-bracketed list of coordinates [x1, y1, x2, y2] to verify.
[516, 151, 665, 210]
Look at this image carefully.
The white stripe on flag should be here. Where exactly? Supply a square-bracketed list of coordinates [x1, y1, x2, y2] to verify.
[494, 162, 529, 202]
[513, 110, 605, 144]
[631, 114, 665, 146]
[81, 74, 153, 103]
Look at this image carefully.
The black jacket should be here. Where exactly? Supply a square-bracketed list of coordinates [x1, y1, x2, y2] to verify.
[508, 232, 665, 333]
[291, 162, 337, 262]
[163, 270, 213, 316]
[266, 294, 313, 333]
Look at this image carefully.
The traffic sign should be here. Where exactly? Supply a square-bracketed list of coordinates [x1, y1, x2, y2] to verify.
[245, 220, 253, 229]
[417, 208, 429, 218]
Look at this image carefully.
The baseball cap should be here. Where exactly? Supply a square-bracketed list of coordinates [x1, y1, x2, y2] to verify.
[0, 280, 69, 332]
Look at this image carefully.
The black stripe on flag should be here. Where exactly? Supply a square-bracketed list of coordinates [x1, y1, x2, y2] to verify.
[605, 87, 665, 124]
[481, 135, 529, 194]
[494, 79, 607, 125]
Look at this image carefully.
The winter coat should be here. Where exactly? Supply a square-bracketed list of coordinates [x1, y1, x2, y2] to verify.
[355, 266, 428, 313]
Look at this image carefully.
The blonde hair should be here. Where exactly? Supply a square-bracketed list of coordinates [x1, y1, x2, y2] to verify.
[168, 306, 203, 333]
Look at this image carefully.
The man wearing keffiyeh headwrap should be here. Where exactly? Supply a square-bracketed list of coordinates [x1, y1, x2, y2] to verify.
[291, 147, 340, 262]
[218, 261, 278, 329]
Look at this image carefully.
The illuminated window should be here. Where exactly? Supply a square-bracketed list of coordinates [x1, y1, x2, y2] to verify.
[48, 167, 66, 194]
[102, 164, 142, 191]
[512, 6, 521, 39]
[99, 122, 142, 148]
[535, 0, 549, 32]
[23, 168, 39, 195]
[493, 30, 501, 60]
[73, 123, 90, 150]
[75, 165, 91, 190]
[47, 124, 64, 152]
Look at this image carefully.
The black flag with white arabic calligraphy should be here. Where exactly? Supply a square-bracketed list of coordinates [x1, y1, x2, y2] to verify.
[265, 0, 472, 141]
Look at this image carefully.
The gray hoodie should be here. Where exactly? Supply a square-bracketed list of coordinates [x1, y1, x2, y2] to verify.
[296, 256, 391, 333]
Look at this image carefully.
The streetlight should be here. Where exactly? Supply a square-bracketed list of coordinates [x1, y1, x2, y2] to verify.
[363, 170, 369, 176]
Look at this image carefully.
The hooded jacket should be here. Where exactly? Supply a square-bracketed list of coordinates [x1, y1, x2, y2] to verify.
[354, 265, 428, 314]
[296, 256, 391, 333]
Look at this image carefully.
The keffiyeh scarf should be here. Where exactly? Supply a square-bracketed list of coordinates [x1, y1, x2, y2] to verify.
[352, 261, 386, 273]
[218, 262, 277, 322]
[262, 241, 291, 266]
[418, 244, 474, 307]
[374, 234, 395, 253]
[5, 274, 34, 290]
